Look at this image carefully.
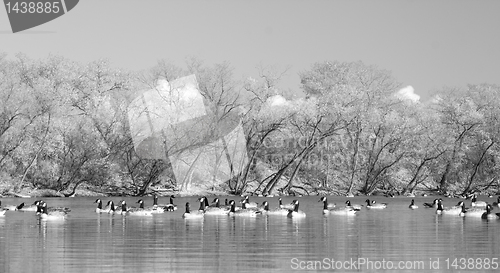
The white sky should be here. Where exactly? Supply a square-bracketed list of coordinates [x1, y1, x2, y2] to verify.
[1, 0, 499, 101]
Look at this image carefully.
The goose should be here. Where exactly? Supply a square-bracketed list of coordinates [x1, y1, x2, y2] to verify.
[182, 202, 204, 219]
[13, 202, 27, 211]
[152, 195, 176, 212]
[435, 200, 444, 215]
[224, 198, 240, 211]
[322, 201, 357, 216]
[37, 202, 67, 220]
[481, 205, 500, 220]
[148, 198, 166, 213]
[119, 200, 153, 216]
[408, 199, 418, 209]
[118, 200, 130, 215]
[345, 200, 362, 211]
[34, 200, 44, 215]
[210, 198, 223, 208]
[201, 196, 211, 208]
[241, 196, 258, 208]
[164, 195, 178, 212]
[137, 199, 160, 213]
[204, 198, 230, 215]
[436, 200, 463, 215]
[365, 199, 387, 209]
[240, 199, 261, 213]
[460, 203, 486, 217]
[492, 196, 500, 209]
[451, 201, 465, 209]
[104, 200, 116, 214]
[95, 199, 105, 213]
[228, 200, 260, 217]
[17, 201, 40, 212]
[471, 194, 487, 208]
[323, 206, 357, 216]
[319, 197, 337, 213]
[0, 202, 6, 215]
[197, 197, 208, 212]
[260, 201, 288, 215]
[318, 197, 336, 209]
[145, 198, 176, 213]
[1, 200, 25, 211]
[279, 198, 294, 210]
[36, 201, 70, 215]
[224, 199, 234, 210]
[287, 200, 306, 218]
[423, 199, 439, 209]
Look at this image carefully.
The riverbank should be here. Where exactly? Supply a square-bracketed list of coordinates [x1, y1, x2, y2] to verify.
[1, 179, 497, 199]
[0, 185, 485, 199]
[0, 184, 233, 199]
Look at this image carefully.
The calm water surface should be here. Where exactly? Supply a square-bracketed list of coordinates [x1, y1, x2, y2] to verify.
[1, 196, 499, 272]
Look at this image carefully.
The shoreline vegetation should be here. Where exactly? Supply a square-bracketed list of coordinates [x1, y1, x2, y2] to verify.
[0, 183, 468, 199]
[0, 182, 493, 199]
[1, 54, 500, 199]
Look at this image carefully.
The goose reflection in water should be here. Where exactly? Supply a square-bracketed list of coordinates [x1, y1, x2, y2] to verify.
[228, 215, 237, 237]
[287, 215, 305, 234]
[95, 213, 117, 233]
[238, 216, 257, 238]
[434, 212, 466, 241]
[263, 214, 270, 241]
[185, 216, 205, 235]
[38, 217, 48, 242]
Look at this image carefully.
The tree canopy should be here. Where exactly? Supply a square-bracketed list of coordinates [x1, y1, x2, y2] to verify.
[1, 54, 499, 197]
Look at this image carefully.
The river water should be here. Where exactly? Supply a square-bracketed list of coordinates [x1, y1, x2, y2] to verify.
[1, 195, 499, 272]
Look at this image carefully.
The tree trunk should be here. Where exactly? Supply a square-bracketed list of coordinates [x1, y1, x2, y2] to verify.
[284, 145, 315, 193]
[461, 141, 495, 195]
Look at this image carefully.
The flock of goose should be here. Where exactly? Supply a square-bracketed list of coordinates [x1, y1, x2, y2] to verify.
[1, 194, 500, 220]
[0, 200, 70, 220]
[406, 194, 500, 220]
[431, 195, 500, 219]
